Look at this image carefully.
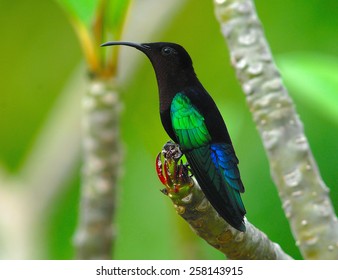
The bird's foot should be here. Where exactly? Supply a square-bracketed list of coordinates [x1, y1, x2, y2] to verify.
[161, 140, 183, 161]
[156, 141, 193, 198]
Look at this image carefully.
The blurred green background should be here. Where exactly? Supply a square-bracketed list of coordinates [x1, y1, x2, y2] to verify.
[0, 0, 337, 260]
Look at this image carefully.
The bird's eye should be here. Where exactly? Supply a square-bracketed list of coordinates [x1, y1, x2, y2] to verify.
[161, 46, 177, 56]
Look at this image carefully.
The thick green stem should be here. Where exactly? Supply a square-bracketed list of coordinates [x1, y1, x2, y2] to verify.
[73, 77, 122, 259]
[213, 0, 338, 259]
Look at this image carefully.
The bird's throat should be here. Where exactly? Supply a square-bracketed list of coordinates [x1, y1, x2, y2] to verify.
[156, 68, 199, 112]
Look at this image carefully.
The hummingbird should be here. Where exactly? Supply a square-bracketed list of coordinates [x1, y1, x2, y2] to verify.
[101, 41, 246, 231]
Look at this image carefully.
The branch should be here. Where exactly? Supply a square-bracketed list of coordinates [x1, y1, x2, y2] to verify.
[73, 78, 122, 259]
[213, 0, 338, 259]
[156, 142, 292, 260]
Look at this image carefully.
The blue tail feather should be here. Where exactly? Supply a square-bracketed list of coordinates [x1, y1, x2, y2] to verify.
[185, 144, 246, 232]
[210, 143, 245, 193]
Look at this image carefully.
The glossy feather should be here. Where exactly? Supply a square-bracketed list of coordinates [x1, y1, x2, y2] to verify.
[101, 41, 247, 231]
[171, 93, 246, 231]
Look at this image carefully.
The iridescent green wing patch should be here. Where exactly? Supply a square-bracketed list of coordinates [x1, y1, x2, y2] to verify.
[170, 93, 211, 150]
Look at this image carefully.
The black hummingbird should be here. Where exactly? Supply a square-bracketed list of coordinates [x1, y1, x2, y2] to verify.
[101, 41, 246, 231]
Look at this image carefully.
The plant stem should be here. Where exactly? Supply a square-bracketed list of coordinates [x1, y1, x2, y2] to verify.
[157, 142, 292, 260]
[73, 77, 122, 259]
[176, 179, 292, 259]
[213, 0, 338, 259]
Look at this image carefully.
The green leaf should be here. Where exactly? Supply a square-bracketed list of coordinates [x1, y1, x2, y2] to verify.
[277, 52, 338, 125]
[57, 0, 98, 27]
[106, 0, 131, 36]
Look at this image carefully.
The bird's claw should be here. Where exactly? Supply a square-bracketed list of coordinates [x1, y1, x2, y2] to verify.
[161, 141, 183, 161]
[155, 142, 193, 197]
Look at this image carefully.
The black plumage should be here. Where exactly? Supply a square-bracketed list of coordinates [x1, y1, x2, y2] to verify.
[102, 41, 246, 231]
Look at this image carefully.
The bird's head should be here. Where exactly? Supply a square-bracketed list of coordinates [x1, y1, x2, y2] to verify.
[101, 41, 197, 90]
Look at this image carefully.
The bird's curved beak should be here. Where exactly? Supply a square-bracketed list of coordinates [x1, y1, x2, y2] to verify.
[100, 41, 150, 52]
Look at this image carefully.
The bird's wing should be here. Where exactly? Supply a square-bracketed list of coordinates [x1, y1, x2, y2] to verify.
[185, 145, 246, 231]
[210, 143, 245, 193]
[170, 92, 211, 149]
[170, 93, 246, 231]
